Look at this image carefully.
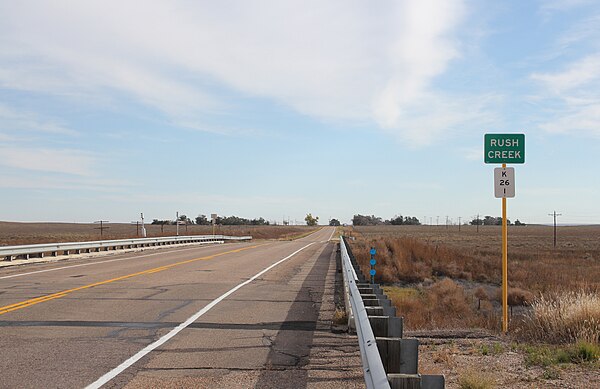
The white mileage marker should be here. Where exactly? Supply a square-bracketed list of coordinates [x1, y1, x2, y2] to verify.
[494, 167, 515, 198]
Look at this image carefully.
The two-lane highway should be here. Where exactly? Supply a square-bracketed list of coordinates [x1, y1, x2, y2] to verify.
[0, 227, 362, 388]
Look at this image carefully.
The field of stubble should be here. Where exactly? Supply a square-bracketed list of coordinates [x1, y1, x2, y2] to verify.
[0, 221, 317, 246]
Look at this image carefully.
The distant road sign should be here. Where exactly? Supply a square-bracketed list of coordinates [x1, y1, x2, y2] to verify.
[485, 134, 525, 164]
[494, 167, 515, 198]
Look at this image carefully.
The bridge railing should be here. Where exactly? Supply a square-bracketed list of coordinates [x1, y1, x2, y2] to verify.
[1, 235, 252, 261]
[340, 236, 445, 389]
[340, 235, 390, 389]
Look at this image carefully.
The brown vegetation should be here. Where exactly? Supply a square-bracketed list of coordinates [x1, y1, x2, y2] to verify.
[514, 290, 600, 344]
[389, 278, 496, 329]
[347, 225, 600, 340]
[349, 224, 600, 294]
[0, 221, 317, 246]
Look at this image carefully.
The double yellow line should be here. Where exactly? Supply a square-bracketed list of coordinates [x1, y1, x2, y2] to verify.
[0, 244, 263, 316]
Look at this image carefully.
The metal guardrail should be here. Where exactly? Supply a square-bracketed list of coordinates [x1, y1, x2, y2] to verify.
[1, 235, 252, 261]
[340, 235, 391, 389]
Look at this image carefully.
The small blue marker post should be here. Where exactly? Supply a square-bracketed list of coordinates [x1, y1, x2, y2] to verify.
[369, 247, 376, 284]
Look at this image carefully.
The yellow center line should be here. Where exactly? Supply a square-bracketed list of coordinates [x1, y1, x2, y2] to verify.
[0, 243, 265, 316]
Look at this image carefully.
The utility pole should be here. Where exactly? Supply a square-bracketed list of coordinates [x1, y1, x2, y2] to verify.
[436, 216, 439, 226]
[458, 217, 462, 232]
[477, 213, 480, 233]
[94, 220, 109, 238]
[548, 211, 562, 248]
[131, 220, 139, 237]
[445, 216, 449, 229]
[176, 211, 179, 236]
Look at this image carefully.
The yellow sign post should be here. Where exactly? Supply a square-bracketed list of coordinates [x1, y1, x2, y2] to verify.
[501, 163, 508, 333]
[485, 134, 525, 333]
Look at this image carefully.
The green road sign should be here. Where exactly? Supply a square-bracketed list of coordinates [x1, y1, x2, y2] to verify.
[484, 133, 525, 164]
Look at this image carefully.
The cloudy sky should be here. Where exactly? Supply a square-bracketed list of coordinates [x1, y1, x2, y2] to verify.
[1, 0, 600, 225]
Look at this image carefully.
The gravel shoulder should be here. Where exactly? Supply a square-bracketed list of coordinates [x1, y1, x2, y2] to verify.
[413, 330, 600, 389]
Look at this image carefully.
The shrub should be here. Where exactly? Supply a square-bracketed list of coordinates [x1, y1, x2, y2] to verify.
[516, 290, 600, 344]
[458, 370, 495, 389]
[332, 308, 348, 325]
[569, 341, 600, 363]
[388, 279, 483, 329]
[522, 342, 599, 367]
[507, 287, 534, 306]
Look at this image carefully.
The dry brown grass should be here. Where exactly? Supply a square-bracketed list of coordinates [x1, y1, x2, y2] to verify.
[389, 279, 497, 329]
[0, 221, 317, 246]
[349, 225, 600, 294]
[347, 225, 600, 337]
[458, 370, 496, 389]
[515, 290, 600, 344]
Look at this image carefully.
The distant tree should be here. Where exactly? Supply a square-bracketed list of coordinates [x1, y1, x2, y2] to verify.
[151, 219, 171, 233]
[388, 215, 404, 225]
[352, 214, 384, 226]
[305, 213, 319, 226]
[470, 217, 483, 225]
[514, 219, 526, 226]
[195, 214, 210, 225]
[404, 216, 421, 225]
[178, 214, 193, 224]
[251, 217, 269, 226]
[329, 218, 341, 226]
[483, 216, 498, 225]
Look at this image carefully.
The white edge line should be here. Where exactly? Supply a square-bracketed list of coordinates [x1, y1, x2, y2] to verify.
[85, 241, 316, 389]
[0, 242, 230, 280]
[327, 227, 336, 241]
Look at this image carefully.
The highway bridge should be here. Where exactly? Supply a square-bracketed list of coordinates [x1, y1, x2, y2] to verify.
[0, 227, 365, 388]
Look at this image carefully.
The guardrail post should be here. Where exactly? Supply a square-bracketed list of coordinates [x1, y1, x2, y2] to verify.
[376, 338, 418, 374]
[421, 375, 446, 389]
[368, 316, 403, 338]
[387, 374, 421, 389]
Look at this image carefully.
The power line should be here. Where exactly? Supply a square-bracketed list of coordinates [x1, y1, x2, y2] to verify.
[548, 211, 562, 248]
[94, 220, 109, 238]
[131, 221, 140, 237]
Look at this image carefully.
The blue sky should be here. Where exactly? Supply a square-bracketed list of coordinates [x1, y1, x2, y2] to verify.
[1, 0, 600, 225]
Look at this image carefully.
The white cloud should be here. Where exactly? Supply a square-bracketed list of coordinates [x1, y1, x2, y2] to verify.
[0, 146, 95, 176]
[539, 103, 600, 135]
[531, 54, 600, 136]
[539, 0, 596, 12]
[531, 54, 600, 93]
[0, 0, 468, 145]
[382, 93, 499, 145]
[557, 14, 600, 48]
[0, 104, 77, 136]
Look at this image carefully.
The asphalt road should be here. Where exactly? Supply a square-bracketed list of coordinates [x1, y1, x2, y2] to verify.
[0, 227, 363, 388]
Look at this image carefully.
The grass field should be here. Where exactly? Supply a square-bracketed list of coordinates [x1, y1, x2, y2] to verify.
[348, 224, 600, 294]
[347, 224, 600, 387]
[346, 225, 600, 337]
[0, 221, 318, 246]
